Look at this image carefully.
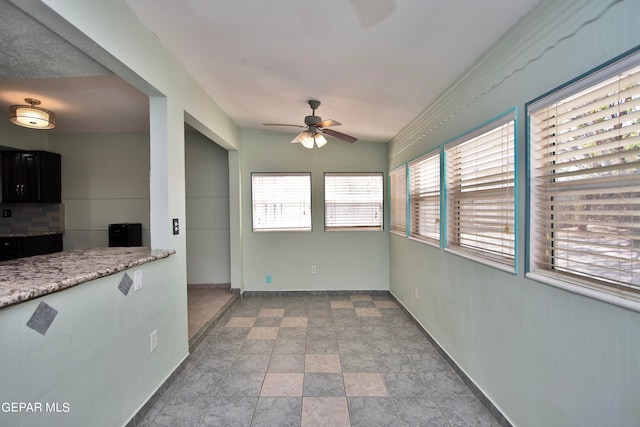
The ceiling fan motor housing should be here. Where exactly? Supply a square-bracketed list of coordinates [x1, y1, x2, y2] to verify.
[304, 115, 322, 126]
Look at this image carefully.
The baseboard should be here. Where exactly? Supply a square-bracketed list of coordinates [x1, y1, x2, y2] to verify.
[241, 289, 390, 297]
[187, 283, 231, 289]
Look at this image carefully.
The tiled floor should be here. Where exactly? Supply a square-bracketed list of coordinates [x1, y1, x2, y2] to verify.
[187, 287, 236, 340]
[140, 293, 500, 426]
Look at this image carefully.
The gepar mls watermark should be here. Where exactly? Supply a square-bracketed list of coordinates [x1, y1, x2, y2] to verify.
[2, 402, 70, 413]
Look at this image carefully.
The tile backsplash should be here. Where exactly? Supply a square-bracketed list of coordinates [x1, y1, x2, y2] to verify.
[0, 204, 65, 234]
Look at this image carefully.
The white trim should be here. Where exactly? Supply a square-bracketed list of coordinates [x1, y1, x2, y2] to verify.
[408, 235, 440, 249]
[526, 272, 640, 313]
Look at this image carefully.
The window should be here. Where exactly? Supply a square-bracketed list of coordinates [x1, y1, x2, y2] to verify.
[529, 56, 640, 298]
[324, 173, 383, 231]
[389, 166, 407, 235]
[409, 150, 440, 245]
[251, 173, 311, 231]
[445, 113, 516, 270]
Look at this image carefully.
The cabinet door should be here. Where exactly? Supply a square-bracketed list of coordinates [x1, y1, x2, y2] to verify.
[20, 152, 42, 202]
[1, 151, 60, 203]
[1, 152, 22, 202]
[0, 237, 22, 261]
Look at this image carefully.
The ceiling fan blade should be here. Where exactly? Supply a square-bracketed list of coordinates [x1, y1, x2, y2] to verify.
[263, 123, 305, 128]
[317, 119, 341, 128]
[322, 128, 358, 143]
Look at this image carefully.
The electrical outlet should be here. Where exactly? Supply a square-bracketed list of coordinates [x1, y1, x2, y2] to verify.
[311, 265, 317, 274]
[2, 209, 11, 218]
[414, 288, 419, 300]
[266, 275, 272, 284]
[133, 270, 143, 291]
[150, 330, 158, 352]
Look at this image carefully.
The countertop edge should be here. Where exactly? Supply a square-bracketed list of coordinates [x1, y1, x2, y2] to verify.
[0, 248, 176, 310]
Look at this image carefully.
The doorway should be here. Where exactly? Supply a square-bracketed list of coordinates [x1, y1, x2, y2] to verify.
[184, 126, 235, 344]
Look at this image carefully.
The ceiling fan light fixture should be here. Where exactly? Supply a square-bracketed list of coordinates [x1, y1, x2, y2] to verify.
[314, 133, 327, 148]
[9, 98, 55, 130]
[291, 131, 315, 149]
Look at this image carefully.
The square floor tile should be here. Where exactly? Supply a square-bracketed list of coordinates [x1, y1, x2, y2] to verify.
[251, 397, 302, 427]
[340, 353, 377, 373]
[306, 338, 339, 354]
[260, 372, 304, 397]
[352, 301, 376, 308]
[382, 372, 430, 396]
[392, 397, 449, 426]
[374, 300, 399, 308]
[258, 308, 285, 318]
[268, 354, 305, 372]
[218, 372, 265, 397]
[330, 300, 354, 309]
[303, 373, 346, 397]
[349, 294, 373, 301]
[343, 373, 388, 396]
[247, 327, 280, 340]
[254, 317, 283, 327]
[375, 353, 414, 373]
[273, 338, 307, 355]
[240, 339, 275, 355]
[226, 317, 257, 328]
[305, 354, 342, 373]
[355, 308, 382, 317]
[347, 397, 399, 427]
[337, 337, 371, 354]
[200, 396, 257, 427]
[281, 317, 308, 328]
[152, 396, 211, 427]
[231, 354, 271, 373]
[302, 397, 350, 427]
[278, 327, 307, 340]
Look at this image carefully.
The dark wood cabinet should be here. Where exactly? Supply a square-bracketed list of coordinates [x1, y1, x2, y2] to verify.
[0, 234, 63, 261]
[1, 151, 61, 203]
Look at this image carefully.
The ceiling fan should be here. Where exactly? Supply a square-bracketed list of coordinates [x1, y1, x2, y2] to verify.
[263, 100, 358, 149]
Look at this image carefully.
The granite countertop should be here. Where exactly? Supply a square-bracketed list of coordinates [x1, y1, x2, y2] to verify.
[0, 231, 64, 238]
[0, 247, 175, 309]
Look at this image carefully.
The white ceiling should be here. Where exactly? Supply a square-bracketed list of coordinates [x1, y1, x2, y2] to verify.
[0, 0, 540, 142]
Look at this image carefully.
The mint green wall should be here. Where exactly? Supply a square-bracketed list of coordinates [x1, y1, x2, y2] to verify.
[49, 133, 150, 249]
[241, 130, 389, 291]
[185, 131, 230, 285]
[388, 1, 640, 426]
[0, 256, 187, 427]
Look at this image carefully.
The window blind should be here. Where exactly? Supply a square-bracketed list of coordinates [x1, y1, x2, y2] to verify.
[530, 63, 640, 293]
[409, 151, 440, 244]
[251, 173, 312, 231]
[325, 173, 383, 231]
[390, 166, 407, 234]
[446, 118, 516, 266]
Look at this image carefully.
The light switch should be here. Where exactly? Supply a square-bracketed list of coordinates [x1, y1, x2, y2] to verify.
[172, 218, 179, 235]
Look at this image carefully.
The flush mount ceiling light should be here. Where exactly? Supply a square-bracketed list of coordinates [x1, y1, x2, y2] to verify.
[9, 98, 56, 130]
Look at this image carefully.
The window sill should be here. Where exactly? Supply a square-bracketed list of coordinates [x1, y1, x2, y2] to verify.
[408, 235, 440, 249]
[526, 272, 640, 313]
[444, 248, 515, 274]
